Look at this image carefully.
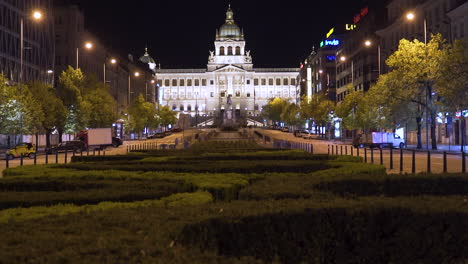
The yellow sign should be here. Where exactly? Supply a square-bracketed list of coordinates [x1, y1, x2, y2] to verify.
[326, 28, 334, 38]
[346, 24, 357, 31]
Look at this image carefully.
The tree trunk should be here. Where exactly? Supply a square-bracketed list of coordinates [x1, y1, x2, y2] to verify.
[58, 129, 63, 143]
[416, 117, 422, 149]
[45, 130, 51, 148]
[462, 117, 466, 153]
[431, 111, 437, 150]
[35, 133, 39, 149]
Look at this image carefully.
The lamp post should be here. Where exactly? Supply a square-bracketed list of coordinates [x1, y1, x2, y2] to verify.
[364, 40, 381, 76]
[103, 58, 117, 84]
[76, 42, 93, 69]
[128, 71, 140, 105]
[18, 10, 43, 143]
[407, 12, 430, 150]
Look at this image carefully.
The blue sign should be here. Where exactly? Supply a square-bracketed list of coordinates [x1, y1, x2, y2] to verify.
[324, 39, 340, 46]
[326, 55, 337, 61]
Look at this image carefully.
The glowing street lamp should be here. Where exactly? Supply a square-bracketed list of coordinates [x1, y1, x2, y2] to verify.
[85, 42, 93, 49]
[110, 58, 117, 64]
[340, 56, 346, 62]
[76, 42, 93, 69]
[364, 40, 372, 47]
[134, 72, 140, 77]
[32, 10, 43, 20]
[406, 12, 415, 21]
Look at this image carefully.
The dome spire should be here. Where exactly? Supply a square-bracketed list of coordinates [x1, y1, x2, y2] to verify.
[226, 4, 234, 24]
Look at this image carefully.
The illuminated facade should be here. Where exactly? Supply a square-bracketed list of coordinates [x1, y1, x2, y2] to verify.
[155, 7, 299, 119]
[0, 0, 55, 83]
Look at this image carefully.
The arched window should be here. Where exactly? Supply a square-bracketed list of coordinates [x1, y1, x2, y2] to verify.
[235, 91, 241, 97]
[220, 46, 225, 55]
[235, 46, 241, 55]
[172, 105, 177, 111]
[228, 46, 233, 55]
[180, 105, 185, 111]
[187, 105, 192, 111]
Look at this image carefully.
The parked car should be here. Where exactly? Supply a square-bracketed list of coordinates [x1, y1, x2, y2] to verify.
[164, 131, 173, 136]
[171, 128, 183, 133]
[301, 131, 314, 139]
[7, 143, 36, 160]
[281, 127, 290, 132]
[47, 141, 85, 154]
[294, 130, 308, 137]
[148, 133, 166, 139]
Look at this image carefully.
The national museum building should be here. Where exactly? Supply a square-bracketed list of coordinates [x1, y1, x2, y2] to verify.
[155, 7, 299, 120]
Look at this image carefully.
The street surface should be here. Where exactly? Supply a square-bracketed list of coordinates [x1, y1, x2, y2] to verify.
[254, 129, 465, 174]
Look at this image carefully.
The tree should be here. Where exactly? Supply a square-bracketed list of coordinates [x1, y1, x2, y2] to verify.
[385, 34, 447, 149]
[281, 103, 304, 128]
[301, 95, 334, 137]
[262, 98, 289, 124]
[27, 81, 67, 147]
[158, 105, 177, 131]
[128, 94, 160, 137]
[0, 75, 22, 136]
[81, 80, 117, 128]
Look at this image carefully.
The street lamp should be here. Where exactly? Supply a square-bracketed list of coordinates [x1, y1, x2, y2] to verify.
[76, 42, 93, 69]
[128, 71, 140, 105]
[103, 58, 117, 84]
[364, 40, 381, 76]
[406, 11, 430, 149]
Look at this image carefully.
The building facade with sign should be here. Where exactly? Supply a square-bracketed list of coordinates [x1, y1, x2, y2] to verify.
[155, 7, 299, 121]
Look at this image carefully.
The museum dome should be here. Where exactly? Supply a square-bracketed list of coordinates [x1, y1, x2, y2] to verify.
[217, 6, 243, 40]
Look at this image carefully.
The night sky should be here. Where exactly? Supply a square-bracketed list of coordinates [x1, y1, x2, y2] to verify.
[62, 0, 370, 69]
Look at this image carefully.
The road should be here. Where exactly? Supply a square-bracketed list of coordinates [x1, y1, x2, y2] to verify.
[253, 129, 465, 174]
[0, 131, 190, 176]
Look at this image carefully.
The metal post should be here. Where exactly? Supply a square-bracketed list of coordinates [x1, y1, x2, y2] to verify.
[345, 146, 348, 155]
[45, 153, 48, 165]
[311, 144, 314, 155]
[462, 152, 466, 174]
[427, 151, 431, 173]
[351, 146, 354, 156]
[357, 147, 360, 157]
[340, 145, 343, 155]
[443, 152, 447, 173]
[380, 148, 383, 165]
[20, 154, 23, 166]
[55, 151, 59, 164]
[64, 151, 68, 164]
[371, 148, 374, 164]
[400, 148, 403, 173]
[93, 149, 96, 156]
[6, 155, 9, 168]
[364, 148, 368, 163]
[87, 149, 89, 156]
[34, 152, 37, 165]
[328, 145, 330, 155]
[98, 149, 101, 156]
[412, 150, 416, 174]
[390, 148, 393, 170]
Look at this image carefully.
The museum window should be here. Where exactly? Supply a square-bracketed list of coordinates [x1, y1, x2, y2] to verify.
[221, 91, 226, 97]
[172, 79, 177, 86]
[187, 105, 192, 111]
[187, 79, 192, 86]
[220, 46, 225, 55]
[235, 46, 241, 55]
[247, 93, 251, 97]
[180, 105, 185, 111]
[228, 46, 233, 55]
[202, 79, 207, 86]
[180, 79, 185, 86]
[276, 78, 281, 86]
[210, 80, 214, 85]
[291, 78, 296, 86]
[283, 78, 289, 86]
[211, 92, 214, 97]
[269, 79, 274, 86]
[165, 80, 170, 86]
[235, 91, 241, 97]
[254, 79, 259, 86]
[261, 79, 266, 86]
[195, 79, 200, 86]
[246, 80, 251, 85]
[172, 105, 177, 111]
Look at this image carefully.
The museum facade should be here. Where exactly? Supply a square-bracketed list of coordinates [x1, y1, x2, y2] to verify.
[155, 6, 299, 120]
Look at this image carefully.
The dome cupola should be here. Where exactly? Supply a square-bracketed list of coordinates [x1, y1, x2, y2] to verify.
[217, 5, 243, 40]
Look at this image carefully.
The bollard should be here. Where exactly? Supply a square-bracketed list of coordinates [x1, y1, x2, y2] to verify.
[311, 144, 314, 155]
[351, 146, 354, 156]
[400, 148, 403, 173]
[34, 152, 37, 165]
[93, 149, 96, 156]
[357, 147, 360, 158]
[371, 148, 374, 164]
[331, 145, 334, 155]
[103, 150, 106, 156]
[87, 149, 89, 156]
[380, 148, 383, 165]
[340, 145, 343, 155]
[412, 150, 416, 174]
[98, 149, 101, 156]
[72, 151, 75, 157]
[6, 155, 9, 168]
[45, 153, 49, 165]
[427, 151, 431, 174]
[20, 154, 23, 166]
[64, 151, 68, 164]
[328, 145, 330, 155]
[364, 148, 368, 163]
[443, 152, 447, 173]
[462, 152, 466, 174]
[390, 148, 393, 170]
[345, 146, 348, 155]
[55, 151, 59, 164]
[80, 150, 83, 157]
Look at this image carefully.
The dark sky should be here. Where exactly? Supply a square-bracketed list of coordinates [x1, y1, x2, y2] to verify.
[64, 0, 370, 69]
